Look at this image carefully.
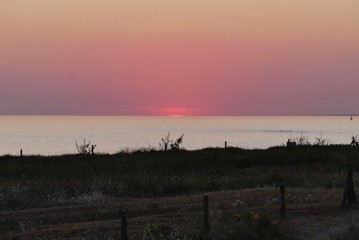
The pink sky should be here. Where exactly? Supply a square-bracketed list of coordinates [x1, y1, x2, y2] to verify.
[0, 0, 358, 115]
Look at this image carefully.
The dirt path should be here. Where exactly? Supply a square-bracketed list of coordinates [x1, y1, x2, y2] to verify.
[1, 188, 357, 239]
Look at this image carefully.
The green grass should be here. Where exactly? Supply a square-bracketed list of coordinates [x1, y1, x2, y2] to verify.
[1, 145, 359, 210]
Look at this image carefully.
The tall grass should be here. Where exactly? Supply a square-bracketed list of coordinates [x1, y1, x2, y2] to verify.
[1, 146, 358, 210]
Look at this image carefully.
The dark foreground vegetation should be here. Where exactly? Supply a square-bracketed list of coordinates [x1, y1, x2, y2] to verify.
[1, 145, 359, 239]
[1, 145, 359, 210]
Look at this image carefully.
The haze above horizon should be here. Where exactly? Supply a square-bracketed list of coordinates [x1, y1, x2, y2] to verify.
[1, 1, 358, 116]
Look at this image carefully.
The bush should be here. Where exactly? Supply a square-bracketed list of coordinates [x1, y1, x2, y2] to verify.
[0, 217, 20, 234]
[159, 132, 184, 151]
[314, 136, 330, 146]
[296, 135, 310, 146]
[142, 223, 173, 240]
[76, 139, 96, 154]
[211, 211, 285, 240]
[140, 223, 198, 240]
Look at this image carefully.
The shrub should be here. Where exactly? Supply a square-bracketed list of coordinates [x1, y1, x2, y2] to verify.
[0, 217, 20, 234]
[140, 223, 196, 240]
[296, 134, 310, 146]
[211, 210, 285, 240]
[159, 132, 184, 151]
[170, 134, 184, 150]
[314, 136, 330, 146]
[159, 132, 171, 151]
[76, 139, 96, 154]
[142, 223, 173, 240]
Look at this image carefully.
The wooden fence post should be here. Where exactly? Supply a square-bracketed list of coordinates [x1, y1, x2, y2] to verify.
[341, 170, 357, 208]
[225, 141, 227, 148]
[20, 149, 23, 157]
[121, 214, 128, 240]
[203, 195, 210, 237]
[280, 185, 285, 219]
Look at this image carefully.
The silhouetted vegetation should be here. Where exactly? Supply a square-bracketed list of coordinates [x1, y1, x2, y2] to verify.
[314, 136, 330, 146]
[159, 132, 184, 151]
[290, 134, 332, 146]
[0, 145, 358, 211]
[295, 134, 310, 146]
[76, 139, 96, 154]
[170, 134, 184, 150]
[350, 135, 359, 146]
[2, 145, 359, 239]
[211, 211, 285, 240]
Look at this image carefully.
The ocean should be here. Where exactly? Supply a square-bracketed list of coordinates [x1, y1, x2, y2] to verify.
[0, 116, 357, 155]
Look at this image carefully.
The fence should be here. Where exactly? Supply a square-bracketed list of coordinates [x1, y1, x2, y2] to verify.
[120, 186, 286, 239]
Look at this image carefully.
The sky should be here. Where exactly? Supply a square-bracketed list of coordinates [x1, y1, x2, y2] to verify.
[0, 0, 358, 116]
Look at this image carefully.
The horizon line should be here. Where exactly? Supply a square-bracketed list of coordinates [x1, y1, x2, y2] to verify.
[0, 114, 357, 117]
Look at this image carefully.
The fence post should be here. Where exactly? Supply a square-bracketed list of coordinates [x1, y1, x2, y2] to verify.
[341, 170, 357, 208]
[121, 214, 128, 240]
[203, 195, 210, 237]
[280, 185, 285, 219]
[91, 145, 95, 155]
[20, 149, 23, 157]
[225, 141, 227, 148]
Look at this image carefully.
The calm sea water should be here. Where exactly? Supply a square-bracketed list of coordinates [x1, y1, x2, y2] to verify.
[0, 116, 358, 155]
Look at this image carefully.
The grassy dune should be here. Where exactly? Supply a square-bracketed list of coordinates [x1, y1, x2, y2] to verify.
[1, 146, 358, 210]
[1, 146, 359, 239]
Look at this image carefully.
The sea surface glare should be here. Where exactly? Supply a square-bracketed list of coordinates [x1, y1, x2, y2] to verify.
[0, 116, 358, 155]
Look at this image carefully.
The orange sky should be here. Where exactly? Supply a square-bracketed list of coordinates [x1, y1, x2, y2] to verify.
[1, 0, 359, 115]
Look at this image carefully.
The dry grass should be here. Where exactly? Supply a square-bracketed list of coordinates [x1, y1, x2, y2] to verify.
[2, 146, 359, 239]
[1, 188, 358, 239]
